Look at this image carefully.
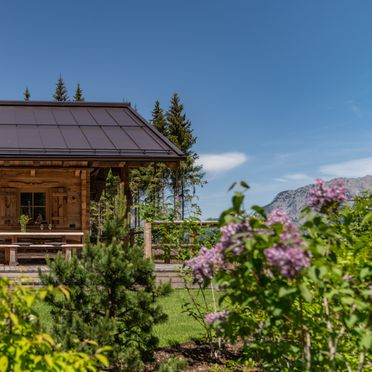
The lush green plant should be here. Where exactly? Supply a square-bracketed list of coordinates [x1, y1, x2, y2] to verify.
[186, 181, 371, 371]
[90, 169, 128, 243]
[0, 277, 106, 371]
[157, 356, 187, 372]
[41, 240, 169, 371]
[18, 214, 31, 232]
[139, 202, 219, 262]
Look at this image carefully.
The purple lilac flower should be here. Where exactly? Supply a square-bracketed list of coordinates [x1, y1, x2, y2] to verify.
[264, 209, 310, 278]
[264, 247, 311, 279]
[266, 209, 304, 248]
[220, 222, 250, 255]
[308, 178, 347, 212]
[204, 310, 229, 325]
[185, 244, 225, 283]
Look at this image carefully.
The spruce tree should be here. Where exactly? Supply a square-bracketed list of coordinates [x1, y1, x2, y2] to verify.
[73, 83, 84, 102]
[166, 93, 205, 219]
[130, 101, 170, 221]
[41, 241, 168, 371]
[53, 75, 69, 101]
[23, 87, 31, 101]
[151, 100, 167, 135]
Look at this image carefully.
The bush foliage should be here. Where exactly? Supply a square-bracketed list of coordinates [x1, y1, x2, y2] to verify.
[186, 180, 371, 371]
[41, 241, 168, 371]
[0, 278, 105, 371]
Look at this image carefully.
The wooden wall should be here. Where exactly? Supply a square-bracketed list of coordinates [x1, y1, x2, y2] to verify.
[0, 168, 89, 232]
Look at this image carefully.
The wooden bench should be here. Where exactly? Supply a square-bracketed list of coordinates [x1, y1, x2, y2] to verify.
[0, 243, 84, 265]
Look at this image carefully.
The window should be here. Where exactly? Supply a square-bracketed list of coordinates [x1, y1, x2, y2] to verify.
[20, 192, 46, 223]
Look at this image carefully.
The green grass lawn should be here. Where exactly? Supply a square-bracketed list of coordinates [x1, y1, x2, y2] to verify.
[34, 288, 220, 348]
[154, 288, 220, 347]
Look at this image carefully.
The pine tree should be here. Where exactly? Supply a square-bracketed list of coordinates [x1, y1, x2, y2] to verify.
[130, 101, 170, 221]
[53, 75, 69, 101]
[40, 241, 168, 370]
[151, 100, 167, 135]
[166, 93, 205, 219]
[73, 83, 84, 102]
[23, 87, 31, 101]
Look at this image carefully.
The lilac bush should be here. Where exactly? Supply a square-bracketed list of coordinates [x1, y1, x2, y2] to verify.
[264, 246, 311, 279]
[266, 208, 304, 248]
[308, 178, 347, 212]
[185, 244, 225, 283]
[184, 181, 371, 370]
[263, 209, 310, 278]
[220, 221, 251, 255]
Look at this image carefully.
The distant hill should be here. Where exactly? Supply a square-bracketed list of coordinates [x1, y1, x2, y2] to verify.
[263, 175, 372, 223]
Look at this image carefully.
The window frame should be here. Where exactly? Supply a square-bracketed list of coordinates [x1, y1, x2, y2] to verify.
[19, 189, 49, 224]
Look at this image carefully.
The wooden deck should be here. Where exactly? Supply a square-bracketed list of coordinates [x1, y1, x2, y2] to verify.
[0, 263, 188, 288]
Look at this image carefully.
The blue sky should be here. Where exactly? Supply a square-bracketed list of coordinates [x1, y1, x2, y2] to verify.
[1, 1, 372, 217]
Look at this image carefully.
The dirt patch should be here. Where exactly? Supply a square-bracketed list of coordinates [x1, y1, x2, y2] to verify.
[146, 340, 243, 371]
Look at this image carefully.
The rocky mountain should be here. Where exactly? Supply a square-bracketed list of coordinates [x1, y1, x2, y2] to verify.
[264, 175, 372, 223]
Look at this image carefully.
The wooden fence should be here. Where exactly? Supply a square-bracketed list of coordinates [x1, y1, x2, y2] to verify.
[143, 220, 218, 262]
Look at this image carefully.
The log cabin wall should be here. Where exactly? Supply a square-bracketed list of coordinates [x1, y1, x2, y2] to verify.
[0, 168, 87, 232]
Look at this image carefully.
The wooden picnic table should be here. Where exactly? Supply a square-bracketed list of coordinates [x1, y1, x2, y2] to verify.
[0, 231, 84, 265]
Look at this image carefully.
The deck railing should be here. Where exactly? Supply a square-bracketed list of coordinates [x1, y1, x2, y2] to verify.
[143, 220, 219, 263]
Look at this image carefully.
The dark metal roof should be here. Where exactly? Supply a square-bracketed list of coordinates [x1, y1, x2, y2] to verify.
[0, 101, 183, 161]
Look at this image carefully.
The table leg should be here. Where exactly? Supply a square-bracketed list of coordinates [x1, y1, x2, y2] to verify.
[9, 246, 17, 266]
[4, 247, 9, 264]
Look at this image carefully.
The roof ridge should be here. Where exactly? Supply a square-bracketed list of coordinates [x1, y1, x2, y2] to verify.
[0, 101, 132, 108]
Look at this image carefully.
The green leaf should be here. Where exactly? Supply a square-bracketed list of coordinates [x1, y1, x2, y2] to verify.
[240, 181, 250, 189]
[232, 192, 244, 212]
[360, 267, 370, 280]
[278, 287, 297, 298]
[44, 355, 53, 367]
[9, 313, 18, 326]
[228, 182, 237, 192]
[0, 356, 8, 372]
[361, 211, 372, 226]
[360, 331, 372, 350]
[345, 314, 358, 328]
[340, 296, 354, 305]
[95, 354, 109, 367]
[299, 283, 312, 302]
[251, 205, 266, 218]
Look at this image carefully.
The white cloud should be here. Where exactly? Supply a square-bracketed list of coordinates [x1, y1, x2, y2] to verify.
[197, 152, 248, 173]
[320, 157, 372, 178]
[274, 173, 312, 183]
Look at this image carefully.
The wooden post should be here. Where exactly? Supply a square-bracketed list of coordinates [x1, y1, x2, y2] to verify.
[144, 221, 152, 258]
[9, 246, 17, 266]
[120, 165, 134, 245]
[81, 170, 90, 236]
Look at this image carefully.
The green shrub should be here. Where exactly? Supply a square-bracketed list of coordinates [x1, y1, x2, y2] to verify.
[41, 241, 169, 371]
[186, 181, 371, 371]
[0, 277, 105, 371]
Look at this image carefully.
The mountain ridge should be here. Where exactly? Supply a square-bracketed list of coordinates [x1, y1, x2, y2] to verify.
[263, 175, 372, 222]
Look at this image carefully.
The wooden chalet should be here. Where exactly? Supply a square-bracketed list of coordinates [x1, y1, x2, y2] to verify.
[0, 101, 183, 265]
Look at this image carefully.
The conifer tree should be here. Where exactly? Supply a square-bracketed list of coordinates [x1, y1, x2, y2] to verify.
[130, 101, 169, 220]
[23, 87, 31, 101]
[41, 241, 168, 370]
[73, 83, 84, 102]
[166, 93, 205, 219]
[53, 75, 69, 101]
[151, 100, 167, 135]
